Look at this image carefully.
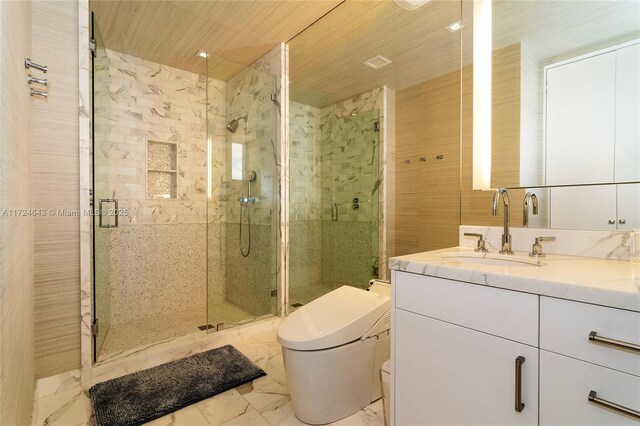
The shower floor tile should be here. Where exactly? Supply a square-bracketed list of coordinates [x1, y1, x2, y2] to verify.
[99, 301, 252, 359]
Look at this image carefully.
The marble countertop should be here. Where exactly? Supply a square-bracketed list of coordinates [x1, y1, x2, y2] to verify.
[390, 247, 640, 312]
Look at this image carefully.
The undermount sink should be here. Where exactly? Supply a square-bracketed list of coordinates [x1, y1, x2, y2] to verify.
[439, 251, 542, 267]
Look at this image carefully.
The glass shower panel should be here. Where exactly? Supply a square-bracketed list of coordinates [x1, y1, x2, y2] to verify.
[288, 84, 333, 308]
[288, 84, 380, 310]
[91, 13, 112, 360]
[92, 13, 209, 361]
[323, 109, 380, 291]
[206, 54, 279, 331]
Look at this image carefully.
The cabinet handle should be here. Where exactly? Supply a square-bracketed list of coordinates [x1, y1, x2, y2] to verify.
[515, 356, 525, 413]
[619, 219, 626, 225]
[588, 390, 640, 419]
[589, 331, 640, 353]
[608, 219, 616, 224]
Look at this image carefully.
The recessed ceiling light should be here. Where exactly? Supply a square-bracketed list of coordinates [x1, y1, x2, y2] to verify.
[446, 21, 464, 33]
[196, 50, 208, 59]
[364, 55, 392, 70]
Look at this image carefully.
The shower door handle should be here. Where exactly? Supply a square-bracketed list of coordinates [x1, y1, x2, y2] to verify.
[98, 199, 119, 228]
[331, 203, 338, 222]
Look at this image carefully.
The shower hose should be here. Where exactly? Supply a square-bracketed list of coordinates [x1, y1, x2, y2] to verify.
[239, 199, 251, 257]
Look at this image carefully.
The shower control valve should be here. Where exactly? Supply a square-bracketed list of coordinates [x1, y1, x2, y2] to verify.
[240, 196, 257, 205]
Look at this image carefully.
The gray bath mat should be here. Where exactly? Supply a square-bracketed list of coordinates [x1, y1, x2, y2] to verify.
[89, 345, 266, 426]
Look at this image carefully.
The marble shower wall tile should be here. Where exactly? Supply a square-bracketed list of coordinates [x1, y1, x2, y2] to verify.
[224, 223, 275, 316]
[319, 107, 380, 223]
[100, 49, 211, 225]
[289, 101, 321, 221]
[223, 64, 278, 227]
[109, 224, 206, 323]
[96, 50, 228, 327]
[219, 45, 283, 321]
[288, 221, 322, 293]
[320, 91, 382, 286]
[321, 221, 377, 287]
[288, 88, 385, 295]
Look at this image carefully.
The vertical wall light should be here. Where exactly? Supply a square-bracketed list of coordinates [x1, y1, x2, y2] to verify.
[472, 0, 492, 190]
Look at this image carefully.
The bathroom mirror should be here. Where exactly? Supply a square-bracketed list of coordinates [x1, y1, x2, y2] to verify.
[488, 0, 640, 189]
[462, 0, 640, 231]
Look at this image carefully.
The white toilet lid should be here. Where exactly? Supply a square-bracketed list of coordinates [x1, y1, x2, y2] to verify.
[277, 286, 391, 351]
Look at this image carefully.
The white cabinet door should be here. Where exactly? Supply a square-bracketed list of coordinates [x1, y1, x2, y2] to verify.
[549, 185, 617, 230]
[546, 51, 616, 185]
[617, 183, 640, 230]
[540, 350, 640, 426]
[394, 309, 538, 426]
[615, 43, 640, 182]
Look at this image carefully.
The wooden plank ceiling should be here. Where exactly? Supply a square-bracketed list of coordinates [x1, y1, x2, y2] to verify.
[90, 0, 342, 79]
[91, 0, 639, 107]
[289, 0, 463, 106]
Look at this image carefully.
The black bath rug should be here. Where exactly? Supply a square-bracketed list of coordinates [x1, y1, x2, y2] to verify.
[89, 345, 266, 426]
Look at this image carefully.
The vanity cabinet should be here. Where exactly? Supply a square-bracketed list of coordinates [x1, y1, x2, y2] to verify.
[393, 272, 539, 425]
[540, 297, 640, 425]
[392, 270, 640, 425]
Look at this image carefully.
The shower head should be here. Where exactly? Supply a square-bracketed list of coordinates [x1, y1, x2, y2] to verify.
[226, 114, 248, 133]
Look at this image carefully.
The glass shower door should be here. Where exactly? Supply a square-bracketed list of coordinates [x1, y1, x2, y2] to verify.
[206, 55, 279, 331]
[91, 13, 113, 360]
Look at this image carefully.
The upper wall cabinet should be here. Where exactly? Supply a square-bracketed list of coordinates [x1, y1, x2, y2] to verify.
[474, 1, 640, 190]
[546, 42, 640, 186]
[615, 43, 640, 183]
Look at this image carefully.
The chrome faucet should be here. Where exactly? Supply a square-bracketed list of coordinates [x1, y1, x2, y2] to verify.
[522, 192, 538, 227]
[492, 188, 513, 254]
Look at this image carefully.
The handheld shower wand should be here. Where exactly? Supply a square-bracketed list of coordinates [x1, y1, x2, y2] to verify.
[239, 171, 257, 257]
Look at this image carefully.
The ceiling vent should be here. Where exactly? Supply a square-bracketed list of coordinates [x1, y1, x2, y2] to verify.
[364, 55, 392, 70]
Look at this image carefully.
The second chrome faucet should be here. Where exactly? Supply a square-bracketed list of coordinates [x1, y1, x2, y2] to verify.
[491, 188, 513, 254]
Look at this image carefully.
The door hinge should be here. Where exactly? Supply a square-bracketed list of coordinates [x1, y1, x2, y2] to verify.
[271, 290, 277, 297]
[91, 319, 98, 337]
[89, 39, 96, 58]
[374, 121, 380, 132]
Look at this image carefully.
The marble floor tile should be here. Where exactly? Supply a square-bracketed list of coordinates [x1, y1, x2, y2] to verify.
[331, 401, 385, 426]
[146, 404, 211, 426]
[259, 398, 296, 426]
[36, 370, 82, 399]
[34, 321, 385, 426]
[196, 389, 250, 426]
[220, 408, 270, 426]
[238, 376, 288, 413]
[34, 388, 92, 426]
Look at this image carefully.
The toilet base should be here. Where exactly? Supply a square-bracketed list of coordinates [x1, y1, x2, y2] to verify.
[283, 337, 383, 425]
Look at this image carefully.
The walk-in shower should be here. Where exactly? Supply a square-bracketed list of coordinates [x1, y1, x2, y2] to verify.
[287, 84, 382, 309]
[90, 11, 281, 361]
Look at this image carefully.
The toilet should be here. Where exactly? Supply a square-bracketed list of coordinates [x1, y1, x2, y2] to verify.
[277, 282, 391, 424]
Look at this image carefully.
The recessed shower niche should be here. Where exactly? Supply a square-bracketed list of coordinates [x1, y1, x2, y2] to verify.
[147, 140, 177, 199]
